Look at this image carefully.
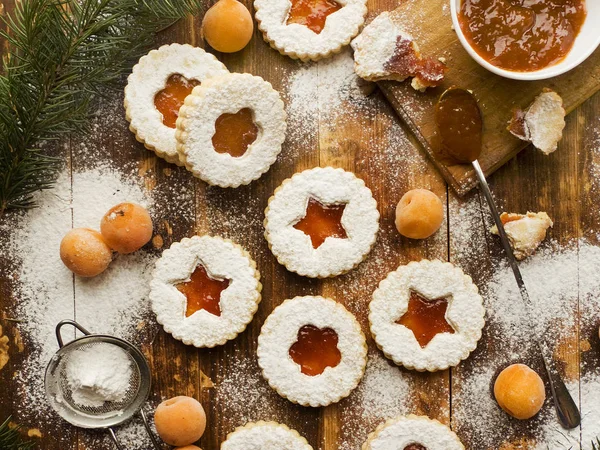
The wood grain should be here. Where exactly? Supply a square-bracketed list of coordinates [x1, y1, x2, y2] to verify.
[377, 0, 600, 196]
[0, 0, 598, 449]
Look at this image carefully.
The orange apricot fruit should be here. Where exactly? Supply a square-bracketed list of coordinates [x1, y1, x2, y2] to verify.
[154, 396, 207, 447]
[60, 228, 113, 277]
[494, 363, 546, 420]
[202, 0, 254, 53]
[395, 189, 444, 239]
[100, 203, 153, 254]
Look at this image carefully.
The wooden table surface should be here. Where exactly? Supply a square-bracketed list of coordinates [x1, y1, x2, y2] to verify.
[1, 0, 600, 449]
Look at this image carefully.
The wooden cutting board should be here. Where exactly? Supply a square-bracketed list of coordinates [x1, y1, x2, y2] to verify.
[377, 0, 600, 196]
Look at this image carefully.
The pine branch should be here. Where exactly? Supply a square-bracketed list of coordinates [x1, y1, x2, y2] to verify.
[0, 417, 34, 450]
[0, 0, 202, 215]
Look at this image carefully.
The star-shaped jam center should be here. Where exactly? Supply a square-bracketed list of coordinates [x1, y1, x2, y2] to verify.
[212, 108, 259, 158]
[176, 264, 231, 317]
[396, 291, 455, 348]
[293, 197, 348, 249]
[154, 74, 201, 128]
[286, 0, 342, 34]
[289, 325, 342, 376]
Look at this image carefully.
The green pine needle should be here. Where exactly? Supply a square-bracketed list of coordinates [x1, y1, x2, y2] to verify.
[0, 0, 201, 215]
[0, 417, 34, 450]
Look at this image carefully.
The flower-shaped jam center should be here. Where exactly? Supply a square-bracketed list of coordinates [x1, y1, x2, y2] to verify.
[177, 264, 231, 317]
[289, 325, 341, 376]
[396, 291, 455, 348]
[286, 0, 342, 34]
[293, 198, 347, 248]
[154, 74, 200, 128]
[212, 108, 259, 157]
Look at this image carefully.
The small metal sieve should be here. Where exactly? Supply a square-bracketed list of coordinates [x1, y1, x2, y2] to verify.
[44, 320, 161, 449]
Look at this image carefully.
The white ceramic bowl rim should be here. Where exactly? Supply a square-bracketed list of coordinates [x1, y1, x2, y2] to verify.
[450, 0, 600, 81]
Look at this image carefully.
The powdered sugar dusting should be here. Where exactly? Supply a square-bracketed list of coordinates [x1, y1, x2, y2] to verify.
[1, 165, 156, 431]
[338, 352, 411, 450]
[453, 240, 600, 448]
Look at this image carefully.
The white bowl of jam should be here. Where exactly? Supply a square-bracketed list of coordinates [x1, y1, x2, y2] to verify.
[451, 0, 599, 81]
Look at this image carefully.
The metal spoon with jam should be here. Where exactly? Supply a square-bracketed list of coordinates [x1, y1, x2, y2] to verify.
[435, 87, 581, 430]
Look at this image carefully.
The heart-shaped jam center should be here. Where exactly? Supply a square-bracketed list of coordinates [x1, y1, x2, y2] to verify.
[289, 325, 341, 376]
[293, 198, 347, 248]
[397, 291, 455, 348]
[286, 0, 342, 34]
[154, 74, 201, 128]
[404, 445, 427, 450]
[212, 108, 259, 158]
[177, 264, 231, 317]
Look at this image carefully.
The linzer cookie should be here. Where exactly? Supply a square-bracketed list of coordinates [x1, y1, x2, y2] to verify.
[222, 421, 313, 450]
[264, 167, 379, 278]
[369, 260, 485, 372]
[363, 415, 465, 450]
[150, 236, 262, 348]
[257, 296, 367, 407]
[176, 73, 286, 187]
[254, 0, 367, 61]
[124, 44, 228, 165]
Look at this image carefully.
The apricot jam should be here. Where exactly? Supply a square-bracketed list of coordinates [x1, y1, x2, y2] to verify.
[289, 325, 342, 376]
[286, 0, 342, 34]
[177, 264, 230, 317]
[397, 291, 455, 348]
[404, 445, 427, 450]
[154, 74, 200, 128]
[293, 198, 347, 248]
[384, 36, 446, 88]
[212, 108, 258, 157]
[459, 0, 587, 72]
[434, 88, 483, 164]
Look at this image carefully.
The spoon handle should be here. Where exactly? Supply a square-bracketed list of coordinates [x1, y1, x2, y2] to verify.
[471, 160, 581, 429]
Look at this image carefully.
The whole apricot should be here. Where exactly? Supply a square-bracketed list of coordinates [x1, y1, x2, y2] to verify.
[60, 228, 113, 277]
[100, 203, 153, 254]
[154, 396, 206, 446]
[395, 189, 444, 239]
[202, 0, 254, 53]
[494, 364, 546, 420]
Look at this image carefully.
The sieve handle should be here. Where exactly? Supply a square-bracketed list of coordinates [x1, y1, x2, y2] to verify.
[55, 320, 91, 348]
[140, 409, 163, 449]
[108, 428, 124, 450]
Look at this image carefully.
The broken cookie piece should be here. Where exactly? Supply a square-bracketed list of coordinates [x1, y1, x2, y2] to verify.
[508, 89, 565, 155]
[490, 212, 553, 261]
[351, 12, 446, 91]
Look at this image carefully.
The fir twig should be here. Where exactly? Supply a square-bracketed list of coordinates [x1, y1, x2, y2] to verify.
[0, 416, 34, 450]
[0, 0, 201, 215]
